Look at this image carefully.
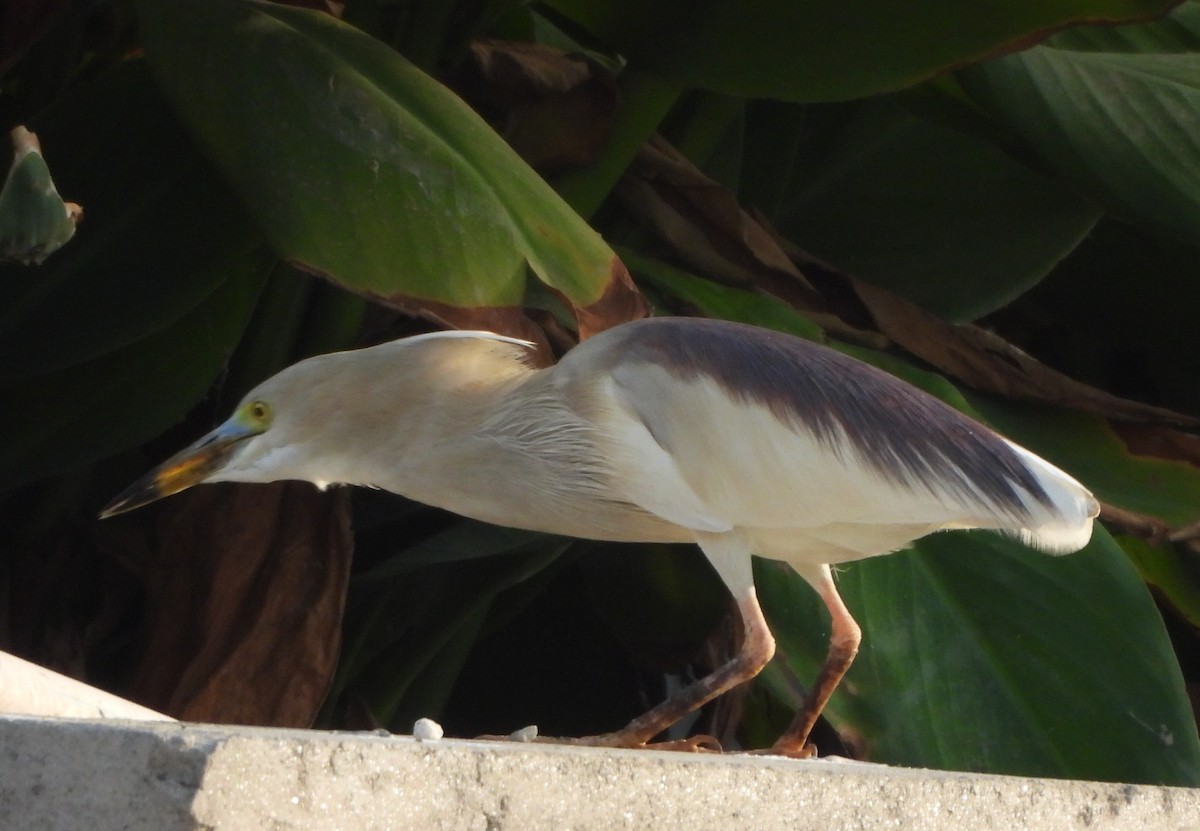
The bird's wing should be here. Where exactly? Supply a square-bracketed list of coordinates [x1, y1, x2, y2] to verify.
[594, 362, 975, 529]
[564, 318, 1094, 555]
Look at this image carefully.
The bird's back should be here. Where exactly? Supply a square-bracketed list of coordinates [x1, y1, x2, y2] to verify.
[559, 318, 1097, 564]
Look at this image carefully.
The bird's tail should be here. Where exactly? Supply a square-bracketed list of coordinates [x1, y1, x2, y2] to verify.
[1004, 441, 1099, 554]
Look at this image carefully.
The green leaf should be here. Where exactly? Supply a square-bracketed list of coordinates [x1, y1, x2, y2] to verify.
[541, 0, 1180, 102]
[747, 98, 1100, 322]
[136, 0, 627, 315]
[621, 248, 825, 340]
[0, 127, 80, 265]
[758, 528, 1200, 785]
[1119, 535, 1200, 629]
[577, 542, 729, 658]
[968, 399, 1200, 527]
[336, 517, 564, 690]
[1049, 1, 1200, 51]
[961, 9, 1200, 244]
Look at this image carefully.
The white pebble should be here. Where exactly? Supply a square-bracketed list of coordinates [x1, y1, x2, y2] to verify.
[509, 725, 538, 742]
[412, 718, 444, 741]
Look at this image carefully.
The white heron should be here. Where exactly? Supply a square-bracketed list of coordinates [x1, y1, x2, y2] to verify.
[102, 316, 1097, 755]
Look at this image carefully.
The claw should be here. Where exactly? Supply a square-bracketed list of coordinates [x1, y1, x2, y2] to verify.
[748, 741, 817, 760]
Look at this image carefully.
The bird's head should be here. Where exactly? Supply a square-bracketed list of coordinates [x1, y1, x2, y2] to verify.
[99, 330, 538, 519]
[99, 348, 362, 518]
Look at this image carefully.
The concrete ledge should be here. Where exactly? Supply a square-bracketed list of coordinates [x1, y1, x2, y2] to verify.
[0, 651, 173, 722]
[2, 716, 1197, 830]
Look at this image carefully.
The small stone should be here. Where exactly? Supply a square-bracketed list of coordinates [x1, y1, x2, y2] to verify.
[509, 725, 538, 742]
[412, 718, 443, 741]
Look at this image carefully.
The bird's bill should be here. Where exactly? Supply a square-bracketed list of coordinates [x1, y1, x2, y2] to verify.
[99, 420, 258, 518]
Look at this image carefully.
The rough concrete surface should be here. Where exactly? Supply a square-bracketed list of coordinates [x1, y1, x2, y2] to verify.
[1, 715, 1197, 830]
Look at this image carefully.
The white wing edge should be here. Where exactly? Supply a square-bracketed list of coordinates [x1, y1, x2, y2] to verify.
[1004, 440, 1100, 555]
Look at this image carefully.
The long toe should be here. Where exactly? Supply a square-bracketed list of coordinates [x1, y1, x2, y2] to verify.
[647, 734, 723, 753]
[533, 731, 724, 753]
[753, 740, 817, 760]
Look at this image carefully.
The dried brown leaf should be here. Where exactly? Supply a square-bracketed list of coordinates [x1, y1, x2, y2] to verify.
[129, 482, 352, 727]
[617, 137, 820, 310]
[456, 41, 620, 172]
[852, 278, 1198, 428]
[1113, 424, 1200, 467]
[570, 255, 650, 341]
[749, 207, 892, 347]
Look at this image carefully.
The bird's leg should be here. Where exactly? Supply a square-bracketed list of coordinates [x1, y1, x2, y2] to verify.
[769, 564, 861, 757]
[566, 587, 776, 751]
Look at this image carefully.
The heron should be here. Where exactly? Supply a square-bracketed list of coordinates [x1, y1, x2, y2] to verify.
[102, 316, 1098, 755]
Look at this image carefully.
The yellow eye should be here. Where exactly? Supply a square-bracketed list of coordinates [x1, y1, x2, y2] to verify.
[247, 400, 272, 424]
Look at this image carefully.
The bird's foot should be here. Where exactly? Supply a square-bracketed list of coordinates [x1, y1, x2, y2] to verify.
[478, 723, 820, 758]
[747, 741, 817, 760]
[478, 727, 722, 753]
[555, 730, 723, 753]
[641, 734, 724, 753]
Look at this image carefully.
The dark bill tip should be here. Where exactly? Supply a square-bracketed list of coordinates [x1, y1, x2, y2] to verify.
[99, 477, 168, 519]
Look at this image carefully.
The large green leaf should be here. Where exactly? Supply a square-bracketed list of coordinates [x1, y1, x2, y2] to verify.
[757, 528, 1200, 785]
[960, 5, 1200, 244]
[135, 0, 631, 321]
[623, 248, 825, 340]
[1119, 536, 1200, 629]
[541, 0, 1180, 102]
[745, 98, 1100, 321]
[969, 399, 1200, 526]
[1046, 0, 1200, 51]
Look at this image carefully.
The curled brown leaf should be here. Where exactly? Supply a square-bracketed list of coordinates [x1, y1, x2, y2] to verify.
[455, 41, 620, 173]
[852, 279, 1198, 428]
[617, 137, 819, 308]
[128, 482, 352, 727]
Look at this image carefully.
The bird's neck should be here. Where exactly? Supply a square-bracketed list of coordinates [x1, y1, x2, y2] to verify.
[324, 339, 548, 498]
[299, 336, 685, 542]
[369, 368, 562, 518]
